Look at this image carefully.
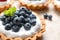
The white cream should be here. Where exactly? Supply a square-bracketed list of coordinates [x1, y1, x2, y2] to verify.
[54, 0, 60, 5]
[0, 12, 42, 38]
[20, 0, 47, 5]
[0, 0, 10, 6]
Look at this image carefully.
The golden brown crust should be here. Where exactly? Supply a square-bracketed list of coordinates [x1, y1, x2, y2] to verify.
[53, 0, 60, 12]
[18, 0, 50, 10]
[0, 0, 14, 13]
[0, 12, 46, 40]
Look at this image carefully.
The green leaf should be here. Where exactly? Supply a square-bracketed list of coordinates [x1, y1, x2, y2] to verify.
[4, 10, 10, 16]
[4, 7, 16, 16]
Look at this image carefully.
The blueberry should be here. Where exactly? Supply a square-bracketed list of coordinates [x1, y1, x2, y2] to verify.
[15, 13, 21, 17]
[5, 24, 12, 30]
[24, 14, 29, 18]
[30, 19, 36, 26]
[12, 26, 21, 32]
[48, 15, 52, 21]
[4, 18, 10, 23]
[25, 18, 30, 23]
[0, 15, 6, 21]
[19, 7, 28, 12]
[24, 23, 31, 30]
[44, 14, 48, 19]
[30, 14, 36, 19]
[20, 11, 26, 16]
[19, 16, 26, 24]
[11, 15, 18, 20]
[26, 10, 32, 15]
[13, 17, 21, 25]
[2, 22, 6, 25]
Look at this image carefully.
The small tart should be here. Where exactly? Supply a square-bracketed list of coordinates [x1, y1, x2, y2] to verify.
[0, 0, 14, 13]
[0, 11, 46, 40]
[18, 0, 50, 10]
[53, 0, 60, 12]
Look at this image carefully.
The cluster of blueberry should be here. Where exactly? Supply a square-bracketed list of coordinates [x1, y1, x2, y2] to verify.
[44, 14, 52, 21]
[0, 7, 36, 32]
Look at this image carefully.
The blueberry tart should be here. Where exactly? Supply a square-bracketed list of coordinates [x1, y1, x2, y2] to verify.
[0, 0, 14, 13]
[0, 7, 46, 40]
[18, 0, 50, 10]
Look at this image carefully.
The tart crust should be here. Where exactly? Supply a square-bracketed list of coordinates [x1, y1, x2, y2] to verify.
[0, 0, 14, 13]
[0, 12, 46, 40]
[18, 0, 50, 10]
[53, 0, 60, 12]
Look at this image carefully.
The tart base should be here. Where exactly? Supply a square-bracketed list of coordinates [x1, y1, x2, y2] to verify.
[18, 0, 50, 10]
[53, 0, 60, 12]
[0, 12, 46, 40]
[54, 5, 60, 12]
[0, 0, 14, 13]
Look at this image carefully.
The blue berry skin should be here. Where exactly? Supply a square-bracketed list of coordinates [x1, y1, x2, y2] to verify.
[19, 16, 25, 20]
[12, 26, 21, 32]
[44, 14, 48, 19]
[5, 24, 12, 30]
[25, 18, 30, 23]
[2, 22, 6, 25]
[20, 11, 26, 16]
[19, 7, 28, 12]
[48, 15, 52, 21]
[13, 17, 21, 25]
[15, 10, 21, 16]
[19, 16, 25, 23]
[26, 10, 32, 15]
[11, 15, 18, 20]
[30, 19, 36, 26]
[24, 23, 31, 30]
[0, 15, 6, 21]
[30, 14, 36, 19]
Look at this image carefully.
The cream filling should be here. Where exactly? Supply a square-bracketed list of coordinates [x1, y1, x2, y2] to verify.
[20, 0, 47, 5]
[54, 0, 60, 5]
[0, 12, 42, 38]
[0, 0, 10, 6]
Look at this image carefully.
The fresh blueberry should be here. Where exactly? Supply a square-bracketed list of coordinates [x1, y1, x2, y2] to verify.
[20, 11, 26, 16]
[26, 10, 32, 15]
[12, 25, 21, 32]
[13, 17, 21, 25]
[2, 22, 6, 25]
[11, 15, 18, 20]
[15, 13, 21, 17]
[19, 7, 28, 12]
[30, 14, 36, 19]
[0, 15, 6, 21]
[19, 16, 25, 20]
[24, 23, 31, 30]
[48, 15, 52, 21]
[5, 24, 12, 30]
[19, 16, 26, 23]
[30, 19, 36, 26]
[25, 18, 30, 23]
[44, 14, 48, 19]
[4, 18, 10, 23]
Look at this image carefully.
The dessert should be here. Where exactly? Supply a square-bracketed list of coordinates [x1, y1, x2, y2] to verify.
[0, 7, 46, 40]
[53, 0, 60, 12]
[18, 0, 50, 10]
[0, 0, 14, 13]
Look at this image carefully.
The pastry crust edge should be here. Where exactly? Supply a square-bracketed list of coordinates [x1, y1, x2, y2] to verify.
[18, 0, 50, 10]
[53, 0, 60, 12]
[0, 0, 14, 13]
